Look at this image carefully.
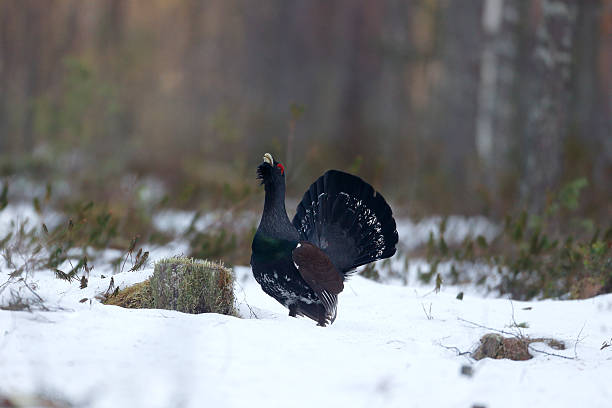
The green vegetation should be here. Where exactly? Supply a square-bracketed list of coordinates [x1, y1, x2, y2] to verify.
[0, 179, 239, 314]
[104, 257, 237, 316]
[418, 178, 611, 300]
[0, 181, 153, 283]
[1, 152, 608, 310]
[151, 257, 236, 315]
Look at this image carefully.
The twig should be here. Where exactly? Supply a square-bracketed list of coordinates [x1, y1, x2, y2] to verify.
[459, 317, 578, 360]
[421, 302, 433, 320]
[437, 342, 472, 357]
[9, 246, 50, 311]
[0, 278, 12, 296]
[234, 279, 258, 319]
[243, 300, 258, 320]
[120, 236, 139, 273]
[457, 317, 517, 337]
[20, 279, 49, 311]
[509, 300, 523, 337]
[528, 347, 575, 360]
[120, 250, 130, 274]
[573, 322, 586, 359]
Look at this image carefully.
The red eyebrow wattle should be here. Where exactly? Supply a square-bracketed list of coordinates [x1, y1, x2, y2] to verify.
[277, 163, 284, 175]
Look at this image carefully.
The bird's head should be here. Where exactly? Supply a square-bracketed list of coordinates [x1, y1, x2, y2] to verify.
[256, 153, 285, 186]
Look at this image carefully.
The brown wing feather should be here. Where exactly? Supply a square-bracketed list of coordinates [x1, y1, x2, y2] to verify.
[292, 242, 344, 295]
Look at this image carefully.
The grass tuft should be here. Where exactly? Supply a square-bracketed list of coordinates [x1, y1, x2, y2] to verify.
[104, 280, 153, 309]
[103, 257, 237, 316]
[151, 257, 236, 316]
[472, 333, 566, 361]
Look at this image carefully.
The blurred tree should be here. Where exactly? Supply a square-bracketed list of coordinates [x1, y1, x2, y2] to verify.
[476, 0, 608, 215]
[429, 0, 483, 201]
[476, 0, 523, 212]
[0, 0, 609, 218]
[519, 0, 578, 212]
[592, 0, 612, 192]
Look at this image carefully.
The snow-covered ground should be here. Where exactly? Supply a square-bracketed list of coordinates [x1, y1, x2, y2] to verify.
[1, 265, 611, 407]
[1, 208, 611, 407]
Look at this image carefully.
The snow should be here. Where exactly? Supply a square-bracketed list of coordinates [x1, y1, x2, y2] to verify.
[1, 209, 611, 407]
[0, 204, 63, 234]
[153, 209, 257, 235]
[1, 265, 611, 407]
[371, 256, 505, 298]
[395, 215, 500, 251]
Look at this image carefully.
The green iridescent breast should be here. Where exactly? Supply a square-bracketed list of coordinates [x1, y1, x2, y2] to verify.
[252, 233, 297, 263]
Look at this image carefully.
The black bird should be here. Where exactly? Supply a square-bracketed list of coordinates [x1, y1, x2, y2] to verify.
[251, 153, 398, 326]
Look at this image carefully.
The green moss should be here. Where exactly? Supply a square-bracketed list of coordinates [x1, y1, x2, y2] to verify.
[150, 257, 236, 316]
[103, 257, 236, 316]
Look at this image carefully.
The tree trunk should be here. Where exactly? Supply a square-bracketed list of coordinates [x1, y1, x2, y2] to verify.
[519, 0, 578, 212]
[429, 0, 484, 204]
[593, 0, 612, 191]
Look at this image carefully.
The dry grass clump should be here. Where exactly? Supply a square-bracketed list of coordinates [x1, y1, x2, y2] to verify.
[104, 257, 236, 316]
[472, 333, 565, 361]
[151, 257, 236, 315]
[0, 392, 74, 408]
[103, 280, 153, 309]
[570, 277, 605, 300]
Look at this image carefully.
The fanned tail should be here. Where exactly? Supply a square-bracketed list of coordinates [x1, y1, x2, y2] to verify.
[292, 170, 398, 275]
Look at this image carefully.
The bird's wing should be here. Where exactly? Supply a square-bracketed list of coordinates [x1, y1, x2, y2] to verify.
[292, 241, 344, 319]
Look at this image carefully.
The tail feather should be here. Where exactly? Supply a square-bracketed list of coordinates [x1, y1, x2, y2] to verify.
[292, 170, 398, 274]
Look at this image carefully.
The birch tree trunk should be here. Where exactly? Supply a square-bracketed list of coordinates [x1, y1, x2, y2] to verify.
[476, 0, 523, 211]
[593, 1, 612, 190]
[519, 0, 578, 211]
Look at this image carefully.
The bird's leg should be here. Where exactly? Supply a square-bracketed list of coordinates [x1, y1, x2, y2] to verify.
[288, 304, 298, 317]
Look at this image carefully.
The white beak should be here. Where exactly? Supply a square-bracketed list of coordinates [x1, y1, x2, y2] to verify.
[263, 153, 274, 165]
